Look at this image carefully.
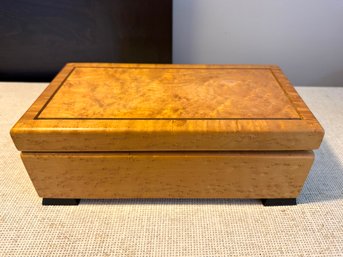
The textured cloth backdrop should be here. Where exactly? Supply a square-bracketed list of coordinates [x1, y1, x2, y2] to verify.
[0, 83, 342, 256]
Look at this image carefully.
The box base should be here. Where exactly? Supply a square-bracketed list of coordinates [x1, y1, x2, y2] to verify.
[261, 198, 297, 206]
[42, 198, 80, 206]
[41, 198, 297, 206]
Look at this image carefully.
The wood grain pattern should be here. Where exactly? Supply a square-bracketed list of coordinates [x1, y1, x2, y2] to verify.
[11, 63, 324, 151]
[22, 151, 314, 199]
[38, 67, 299, 119]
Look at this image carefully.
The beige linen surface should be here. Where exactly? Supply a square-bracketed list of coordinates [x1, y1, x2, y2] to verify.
[0, 82, 342, 256]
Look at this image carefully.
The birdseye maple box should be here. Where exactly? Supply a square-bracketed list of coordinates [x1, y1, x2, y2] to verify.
[10, 63, 324, 206]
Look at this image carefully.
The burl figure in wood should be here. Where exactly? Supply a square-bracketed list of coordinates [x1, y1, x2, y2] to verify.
[11, 63, 324, 206]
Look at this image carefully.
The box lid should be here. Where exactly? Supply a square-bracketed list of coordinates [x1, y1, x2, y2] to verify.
[11, 63, 324, 151]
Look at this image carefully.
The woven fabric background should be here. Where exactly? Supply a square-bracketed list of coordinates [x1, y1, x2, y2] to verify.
[0, 82, 342, 256]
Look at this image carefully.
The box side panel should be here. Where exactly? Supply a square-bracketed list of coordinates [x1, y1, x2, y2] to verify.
[21, 151, 314, 199]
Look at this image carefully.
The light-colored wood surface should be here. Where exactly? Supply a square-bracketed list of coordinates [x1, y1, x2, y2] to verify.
[39, 67, 299, 119]
[22, 151, 314, 199]
[11, 63, 324, 151]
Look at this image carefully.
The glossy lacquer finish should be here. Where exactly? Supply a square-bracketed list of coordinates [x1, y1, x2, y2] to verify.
[11, 63, 324, 151]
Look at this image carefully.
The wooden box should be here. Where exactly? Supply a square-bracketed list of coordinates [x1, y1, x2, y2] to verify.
[11, 63, 324, 206]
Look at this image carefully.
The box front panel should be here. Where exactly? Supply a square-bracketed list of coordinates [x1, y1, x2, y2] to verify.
[22, 151, 314, 199]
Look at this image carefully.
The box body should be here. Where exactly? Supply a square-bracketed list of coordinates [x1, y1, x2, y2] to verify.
[22, 151, 314, 199]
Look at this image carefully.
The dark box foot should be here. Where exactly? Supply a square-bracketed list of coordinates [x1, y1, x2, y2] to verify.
[42, 198, 80, 206]
[261, 198, 296, 206]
